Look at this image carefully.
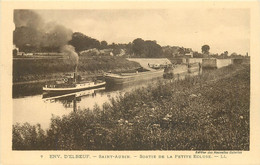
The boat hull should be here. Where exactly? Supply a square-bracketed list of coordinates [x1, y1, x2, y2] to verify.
[43, 82, 106, 93]
[105, 70, 164, 85]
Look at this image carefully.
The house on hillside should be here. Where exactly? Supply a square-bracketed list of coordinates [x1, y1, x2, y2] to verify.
[184, 52, 193, 58]
[16, 52, 33, 56]
[100, 49, 114, 56]
[177, 47, 193, 57]
[80, 48, 100, 56]
[116, 49, 126, 56]
[17, 52, 25, 56]
[24, 53, 33, 56]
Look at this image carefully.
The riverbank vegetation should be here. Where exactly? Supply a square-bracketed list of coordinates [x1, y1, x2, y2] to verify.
[13, 56, 140, 83]
[13, 64, 250, 150]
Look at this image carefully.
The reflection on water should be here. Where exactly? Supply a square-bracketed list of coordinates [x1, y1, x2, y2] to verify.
[13, 79, 156, 129]
[13, 70, 202, 130]
[42, 87, 105, 112]
[13, 87, 117, 129]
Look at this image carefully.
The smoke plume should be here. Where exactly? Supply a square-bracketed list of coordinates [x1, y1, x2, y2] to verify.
[61, 45, 79, 67]
[13, 10, 73, 51]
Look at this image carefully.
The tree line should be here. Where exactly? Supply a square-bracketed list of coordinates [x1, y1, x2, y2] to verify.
[14, 30, 246, 58]
[69, 34, 163, 58]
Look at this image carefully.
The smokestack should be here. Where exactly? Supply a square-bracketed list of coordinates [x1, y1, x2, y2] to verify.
[61, 45, 79, 83]
[74, 65, 77, 83]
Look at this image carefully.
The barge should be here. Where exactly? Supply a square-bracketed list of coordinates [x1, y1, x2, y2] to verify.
[105, 69, 164, 85]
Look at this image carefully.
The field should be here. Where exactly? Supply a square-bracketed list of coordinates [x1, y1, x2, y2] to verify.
[12, 64, 250, 150]
[13, 56, 141, 83]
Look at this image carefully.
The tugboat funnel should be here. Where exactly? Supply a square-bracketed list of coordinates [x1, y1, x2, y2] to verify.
[74, 65, 77, 83]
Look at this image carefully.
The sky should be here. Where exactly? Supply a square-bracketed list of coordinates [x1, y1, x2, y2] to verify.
[36, 9, 250, 55]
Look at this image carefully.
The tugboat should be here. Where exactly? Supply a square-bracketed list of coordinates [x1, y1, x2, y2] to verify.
[43, 67, 106, 94]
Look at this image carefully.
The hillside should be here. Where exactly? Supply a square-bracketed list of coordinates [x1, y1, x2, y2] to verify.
[13, 56, 141, 83]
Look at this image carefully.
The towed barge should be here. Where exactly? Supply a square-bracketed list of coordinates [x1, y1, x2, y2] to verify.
[105, 69, 164, 85]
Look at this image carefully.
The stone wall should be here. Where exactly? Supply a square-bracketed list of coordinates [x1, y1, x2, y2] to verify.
[202, 59, 217, 68]
[201, 58, 232, 69]
[187, 58, 203, 64]
[216, 59, 233, 68]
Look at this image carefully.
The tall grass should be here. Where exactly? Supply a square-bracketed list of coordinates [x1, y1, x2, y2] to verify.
[13, 56, 140, 82]
[13, 64, 250, 150]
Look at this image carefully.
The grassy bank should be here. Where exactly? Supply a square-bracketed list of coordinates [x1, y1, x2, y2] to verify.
[13, 56, 140, 83]
[13, 64, 250, 150]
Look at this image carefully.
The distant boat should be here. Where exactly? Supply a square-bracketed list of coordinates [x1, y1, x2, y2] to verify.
[43, 71, 106, 93]
[104, 68, 164, 85]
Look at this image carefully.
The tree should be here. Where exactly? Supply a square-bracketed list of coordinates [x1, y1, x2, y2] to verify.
[126, 42, 133, 55]
[201, 45, 210, 54]
[230, 52, 238, 57]
[162, 46, 174, 58]
[193, 51, 203, 58]
[224, 51, 228, 56]
[13, 49, 18, 56]
[145, 40, 162, 58]
[68, 32, 101, 52]
[131, 38, 162, 58]
[178, 47, 185, 56]
[132, 38, 146, 57]
[219, 51, 228, 59]
[100, 41, 108, 49]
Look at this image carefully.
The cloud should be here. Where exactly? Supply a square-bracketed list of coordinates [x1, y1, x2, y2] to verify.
[36, 9, 250, 54]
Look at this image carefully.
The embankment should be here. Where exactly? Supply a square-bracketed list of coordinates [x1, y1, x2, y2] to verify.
[13, 56, 141, 84]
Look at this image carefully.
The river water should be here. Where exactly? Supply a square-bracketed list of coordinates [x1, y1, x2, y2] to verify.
[13, 79, 159, 129]
[13, 70, 202, 130]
